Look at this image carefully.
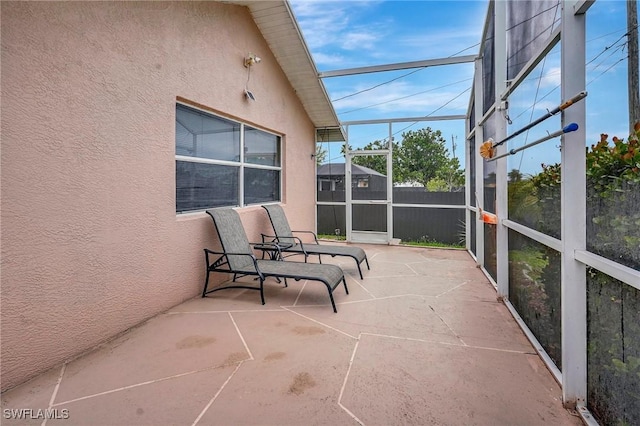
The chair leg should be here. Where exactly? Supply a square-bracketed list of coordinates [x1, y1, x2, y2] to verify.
[356, 261, 363, 280]
[233, 273, 238, 282]
[259, 279, 265, 305]
[365, 256, 370, 270]
[202, 269, 210, 297]
[342, 277, 349, 294]
[318, 254, 322, 264]
[328, 289, 337, 313]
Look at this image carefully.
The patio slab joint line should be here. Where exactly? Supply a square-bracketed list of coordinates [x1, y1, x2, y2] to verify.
[191, 361, 245, 426]
[434, 280, 470, 298]
[337, 337, 365, 426]
[41, 363, 66, 426]
[428, 303, 467, 345]
[228, 312, 254, 361]
[190, 312, 258, 425]
[281, 307, 358, 340]
[348, 276, 377, 299]
[51, 365, 234, 408]
[292, 280, 309, 307]
[404, 263, 419, 275]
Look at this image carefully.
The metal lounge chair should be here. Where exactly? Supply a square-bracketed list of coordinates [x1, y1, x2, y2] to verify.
[262, 204, 370, 280]
[203, 208, 348, 313]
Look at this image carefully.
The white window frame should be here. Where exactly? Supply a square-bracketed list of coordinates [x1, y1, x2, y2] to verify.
[175, 102, 282, 213]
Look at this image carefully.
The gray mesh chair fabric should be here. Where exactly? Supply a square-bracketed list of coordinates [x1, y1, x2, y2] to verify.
[210, 208, 256, 271]
[203, 208, 348, 312]
[262, 204, 370, 279]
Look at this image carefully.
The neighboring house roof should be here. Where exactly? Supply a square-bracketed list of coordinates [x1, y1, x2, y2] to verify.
[228, 1, 345, 142]
[317, 163, 386, 178]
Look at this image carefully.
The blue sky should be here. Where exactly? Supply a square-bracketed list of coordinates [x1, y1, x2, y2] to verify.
[290, 0, 636, 176]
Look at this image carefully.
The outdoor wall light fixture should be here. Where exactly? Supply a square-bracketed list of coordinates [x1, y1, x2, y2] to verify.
[244, 53, 261, 67]
[244, 52, 261, 102]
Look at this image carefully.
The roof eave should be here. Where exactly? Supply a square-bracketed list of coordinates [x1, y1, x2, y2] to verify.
[224, 1, 345, 141]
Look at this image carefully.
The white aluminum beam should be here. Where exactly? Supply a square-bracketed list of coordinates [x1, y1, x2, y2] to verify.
[387, 123, 393, 243]
[560, 0, 587, 409]
[465, 114, 472, 251]
[345, 126, 352, 243]
[341, 115, 465, 126]
[494, 0, 509, 298]
[501, 28, 561, 100]
[318, 55, 476, 78]
[474, 57, 485, 266]
[574, 0, 595, 15]
[574, 251, 640, 291]
[503, 220, 562, 252]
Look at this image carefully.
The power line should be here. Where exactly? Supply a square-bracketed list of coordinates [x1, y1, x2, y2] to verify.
[330, 44, 480, 103]
[331, 68, 424, 103]
[339, 77, 473, 115]
[505, 2, 560, 32]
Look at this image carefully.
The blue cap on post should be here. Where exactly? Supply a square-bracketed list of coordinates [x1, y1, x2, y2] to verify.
[563, 122, 579, 133]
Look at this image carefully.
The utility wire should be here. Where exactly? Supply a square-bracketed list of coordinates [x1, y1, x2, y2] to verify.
[510, 26, 631, 123]
[348, 86, 471, 147]
[586, 25, 634, 66]
[588, 56, 628, 86]
[332, 68, 424, 102]
[505, 2, 560, 32]
[331, 43, 480, 103]
[340, 77, 473, 115]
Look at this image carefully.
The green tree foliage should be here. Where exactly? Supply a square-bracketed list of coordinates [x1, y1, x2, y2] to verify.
[349, 139, 398, 176]
[398, 128, 452, 187]
[349, 127, 464, 191]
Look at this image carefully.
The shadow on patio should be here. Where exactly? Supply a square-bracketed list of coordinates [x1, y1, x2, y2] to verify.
[2, 244, 581, 425]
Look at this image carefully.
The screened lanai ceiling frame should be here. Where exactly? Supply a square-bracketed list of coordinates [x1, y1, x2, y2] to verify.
[235, 0, 639, 424]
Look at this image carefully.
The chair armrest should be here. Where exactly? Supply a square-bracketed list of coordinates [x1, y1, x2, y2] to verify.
[260, 234, 296, 250]
[203, 248, 263, 279]
[291, 230, 319, 244]
[252, 242, 283, 252]
[261, 233, 277, 244]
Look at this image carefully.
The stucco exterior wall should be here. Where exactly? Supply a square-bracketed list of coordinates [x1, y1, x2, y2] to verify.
[1, 1, 317, 391]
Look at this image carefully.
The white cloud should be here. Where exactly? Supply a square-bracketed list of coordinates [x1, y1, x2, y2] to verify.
[290, 0, 391, 67]
[540, 66, 561, 88]
[331, 80, 471, 116]
[311, 52, 347, 66]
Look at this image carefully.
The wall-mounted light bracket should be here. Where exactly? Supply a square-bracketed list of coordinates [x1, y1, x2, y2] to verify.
[244, 53, 261, 67]
[244, 89, 256, 101]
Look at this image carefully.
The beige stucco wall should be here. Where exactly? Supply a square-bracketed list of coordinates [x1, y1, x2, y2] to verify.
[1, 1, 318, 391]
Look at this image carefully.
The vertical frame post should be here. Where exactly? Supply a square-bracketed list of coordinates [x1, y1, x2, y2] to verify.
[494, 0, 509, 298]
[387, 122, 393, 242]
[561, 0, 587, 409]
[345, 125, 352, 243]
[465, 115, 472, 252]
[239, 124, 245, 207]
[474, 58, 485, 266]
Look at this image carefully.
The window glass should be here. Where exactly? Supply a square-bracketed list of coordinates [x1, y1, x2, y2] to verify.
[175, 103, 281, 212]
[176, 104, 240, 162]
[176, 161, 239, 212]
[245, 126, 280, 166]
[244, 168, 280, 205]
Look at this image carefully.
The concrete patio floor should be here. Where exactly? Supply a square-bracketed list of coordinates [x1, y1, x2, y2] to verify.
[1, 244, 582, 425]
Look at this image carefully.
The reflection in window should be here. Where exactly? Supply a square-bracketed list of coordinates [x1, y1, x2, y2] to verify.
[245, 126, 280, 166]
[176, 105, 240, 162]
[175, 103, 281, 212]
[244, 168, 280, 206]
